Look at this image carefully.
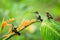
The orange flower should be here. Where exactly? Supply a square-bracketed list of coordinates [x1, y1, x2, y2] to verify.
[21, 20, 30, 27]
[16, 19, 36, 31]
[2, 21, 8, 29]
[21, 19, 36, 27]
[2, 18, 15, 30]
[3, 19, 37, 39]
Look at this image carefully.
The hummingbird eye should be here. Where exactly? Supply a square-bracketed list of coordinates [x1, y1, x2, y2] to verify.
[34, 11, 39, 14]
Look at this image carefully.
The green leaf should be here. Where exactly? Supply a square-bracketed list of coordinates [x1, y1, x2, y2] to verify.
[40, 20, 60, 40]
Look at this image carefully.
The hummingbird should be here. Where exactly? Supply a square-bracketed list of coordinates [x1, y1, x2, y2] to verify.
[12, 24, 21, 35]
[46, 12, 53, 19]
[33, 11, 43, 22]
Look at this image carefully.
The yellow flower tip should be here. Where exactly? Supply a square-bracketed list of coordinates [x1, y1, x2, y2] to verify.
[31, 19, 36, 23]
[7, 24, 13, 27]
[7, 18, 15, 23]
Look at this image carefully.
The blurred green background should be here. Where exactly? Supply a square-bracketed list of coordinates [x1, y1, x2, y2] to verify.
[0, 0, 60, 40]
